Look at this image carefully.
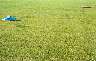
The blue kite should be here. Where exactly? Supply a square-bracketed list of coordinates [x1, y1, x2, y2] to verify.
[1, 16, 16, 21]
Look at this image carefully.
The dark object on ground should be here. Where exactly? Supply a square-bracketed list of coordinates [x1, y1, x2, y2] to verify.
[81, 6, 92, 8]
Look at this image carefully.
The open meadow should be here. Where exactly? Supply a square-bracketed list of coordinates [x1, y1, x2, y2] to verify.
[0, 0, 96, 61]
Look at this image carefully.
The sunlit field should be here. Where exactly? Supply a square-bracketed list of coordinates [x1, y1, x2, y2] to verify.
[0, 0, 96, 61]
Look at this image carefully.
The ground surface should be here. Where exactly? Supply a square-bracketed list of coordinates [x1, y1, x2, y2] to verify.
[0, 0, 96, 61]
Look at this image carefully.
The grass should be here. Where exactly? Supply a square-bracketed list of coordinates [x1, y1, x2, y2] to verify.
[0, 0, 96, 61]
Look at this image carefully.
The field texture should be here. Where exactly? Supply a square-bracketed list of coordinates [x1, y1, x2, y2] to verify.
[0, 0, 96, 61]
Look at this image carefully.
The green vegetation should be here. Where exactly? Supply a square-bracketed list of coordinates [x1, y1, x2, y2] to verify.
[0, 0, 96, 61]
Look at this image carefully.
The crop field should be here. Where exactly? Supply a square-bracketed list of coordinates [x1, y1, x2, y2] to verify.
[0, 0, 96, 61]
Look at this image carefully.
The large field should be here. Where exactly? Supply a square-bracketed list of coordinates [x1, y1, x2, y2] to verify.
[0, 0, 96, 61]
